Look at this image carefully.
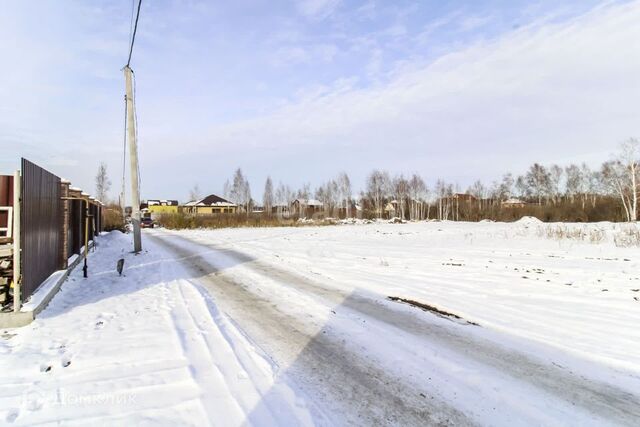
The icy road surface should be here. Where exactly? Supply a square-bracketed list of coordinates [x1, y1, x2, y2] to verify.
[1, 220, 640, 426]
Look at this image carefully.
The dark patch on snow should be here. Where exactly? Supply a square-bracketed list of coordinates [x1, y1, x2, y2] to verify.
[388, 296, 479, 326]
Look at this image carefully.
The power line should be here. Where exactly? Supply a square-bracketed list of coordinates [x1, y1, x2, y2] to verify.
[128, 0, 135, 47]
[126, 0, 142, 67]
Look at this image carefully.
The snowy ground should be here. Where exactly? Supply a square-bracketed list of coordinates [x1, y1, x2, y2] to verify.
[1, 219, 640, 426]
[0, 232, 318, 426]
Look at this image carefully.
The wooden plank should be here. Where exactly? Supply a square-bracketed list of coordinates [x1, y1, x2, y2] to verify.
[0, 244, 12, 257]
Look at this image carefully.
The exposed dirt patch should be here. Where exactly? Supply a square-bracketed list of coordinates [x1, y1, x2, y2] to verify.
[388, 296, 479, 326]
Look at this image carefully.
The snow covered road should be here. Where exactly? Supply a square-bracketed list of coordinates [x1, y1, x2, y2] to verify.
[146, 222, 640, 426]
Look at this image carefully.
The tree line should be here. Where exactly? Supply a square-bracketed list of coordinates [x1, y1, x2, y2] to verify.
[193, 139, 640, 223]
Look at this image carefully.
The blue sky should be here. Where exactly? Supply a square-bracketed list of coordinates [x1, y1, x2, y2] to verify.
[1, 0, 638, 201]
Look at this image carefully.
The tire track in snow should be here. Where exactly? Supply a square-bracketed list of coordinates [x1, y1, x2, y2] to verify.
[150, 231, 640, 426]
[148, 232, 471, 427]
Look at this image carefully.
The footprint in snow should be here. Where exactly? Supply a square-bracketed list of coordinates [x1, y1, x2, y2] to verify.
[5, 408, 19, 423]
[39, 364, 52, 373]
[61, 356, 72, 368]
[48, 340, 67, 355]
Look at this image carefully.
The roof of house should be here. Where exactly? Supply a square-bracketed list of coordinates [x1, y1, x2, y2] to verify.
[185, 194, 236, 207]
[147, 199, 179, 206]
[503, 198, 525, 204]
[453, 193, 477, 199]
[292, 198, 323, 206]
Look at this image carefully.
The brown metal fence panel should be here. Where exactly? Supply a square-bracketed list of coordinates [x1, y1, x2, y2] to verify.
[21, 158, 62, 301]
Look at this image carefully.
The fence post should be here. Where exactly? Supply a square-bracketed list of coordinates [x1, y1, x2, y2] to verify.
[60, 180, 70, 269]
[13, 169, 20, 313]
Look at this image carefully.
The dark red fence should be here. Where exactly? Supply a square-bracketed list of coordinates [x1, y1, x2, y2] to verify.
[11, 159, 104, 303]
[20, 159, 62, 300]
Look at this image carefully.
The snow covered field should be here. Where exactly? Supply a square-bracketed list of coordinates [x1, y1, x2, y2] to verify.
[1, 219, 640, 426]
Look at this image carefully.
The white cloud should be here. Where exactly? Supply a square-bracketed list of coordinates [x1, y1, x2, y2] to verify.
[296, 0, 341, 19]
[458, 14, 494, 32]
[270, 43, 339, 67]
[202, 1, 640, 186]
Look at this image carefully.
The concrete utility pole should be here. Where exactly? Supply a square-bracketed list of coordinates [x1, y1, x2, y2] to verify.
[124, 66, 142, 252]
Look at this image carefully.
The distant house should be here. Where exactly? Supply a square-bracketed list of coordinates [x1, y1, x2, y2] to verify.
[272, 203, 291, 217]
[144, 199, 179, 215]
[451, 193, 477, 202]
[502, 198, 526, 208]
[291, 199, 323, 216]
[183, 194, 237, 215]
[384, 200, 399, 217]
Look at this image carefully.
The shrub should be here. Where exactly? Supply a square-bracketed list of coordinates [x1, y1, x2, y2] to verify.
[103, 205, 126, 232]
[613, 225, 640, 247]
[156, 212, 331, 230]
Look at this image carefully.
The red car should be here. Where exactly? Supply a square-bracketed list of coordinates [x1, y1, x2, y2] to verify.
[140, 217, 155, 228]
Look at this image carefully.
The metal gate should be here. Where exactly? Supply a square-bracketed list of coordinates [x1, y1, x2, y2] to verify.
[20, 158, 62, 300]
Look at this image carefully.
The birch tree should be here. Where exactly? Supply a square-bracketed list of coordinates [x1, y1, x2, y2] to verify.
[337, 172, 352, 218]
[263, 176, 273, 216]
[393, 175, 409, 219]
[525, 163, 550, 204]
[95, 162, 111, 203]
[468, 180, 485, 210]
[548, 165, 563, 205]
[601, 161, 632, 221]
[366, 170, 390, 218]
[408, 174, 426, 220]
[565, 164, 581, 203]
[608, 139, 639, 221]
[497, 173, 514, 200]
[230, 168, 251, 214]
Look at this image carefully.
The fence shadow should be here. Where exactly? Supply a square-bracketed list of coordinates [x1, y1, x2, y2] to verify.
[36, 231, 256, 319]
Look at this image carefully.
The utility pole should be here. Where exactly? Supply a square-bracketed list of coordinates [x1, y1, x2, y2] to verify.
[124, 66, 142, 252]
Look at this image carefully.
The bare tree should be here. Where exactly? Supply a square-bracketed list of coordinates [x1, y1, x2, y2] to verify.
[497, 173, 514, 200]
[525, 163, 550, 204]
[337, 172, 352, 218]
[601, 161, 632, 221]
[393, 175, 409, 219]
[408, 174, 426, 220]
[366, 170, 390, 218]
[95, 162, 111, 203]
[435, 179, 453, 220]
[189, 184, 201, 202]
[548, 164, 563, 205]
[602, 139, 640, 221]
[263, 176, 273, 216]
[274, 182, 292, 217]
[229, 168, 251, 214]
[223, 180, 230, 200]
[468, 180, 485, 210]
[244, 180, 252, 215]
[515, 175, 529, 199]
